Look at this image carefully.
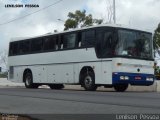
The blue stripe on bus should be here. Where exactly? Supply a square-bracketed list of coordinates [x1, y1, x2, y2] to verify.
[112, 72, 154, 86]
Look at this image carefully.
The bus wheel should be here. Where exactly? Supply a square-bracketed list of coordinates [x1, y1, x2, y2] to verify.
[49, 84, 64, 90]
[114, 84, 128, 92]
[24, 72, 38, 88]
[83, 71, 97, 91]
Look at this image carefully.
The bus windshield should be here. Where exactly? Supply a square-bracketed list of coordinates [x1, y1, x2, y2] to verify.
[114, 29, 153, 59]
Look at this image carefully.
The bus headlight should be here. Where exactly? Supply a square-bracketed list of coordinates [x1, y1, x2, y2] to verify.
[120, 76, 129, 80]
[146, 77, 154, 81]
[125, 76, 129, 80]
[120, 76, 125, 80]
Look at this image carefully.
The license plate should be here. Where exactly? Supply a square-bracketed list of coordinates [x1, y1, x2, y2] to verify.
[135, 76, 141, 80]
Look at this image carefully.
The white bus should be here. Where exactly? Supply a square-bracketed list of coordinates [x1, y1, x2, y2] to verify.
[8, 24, 154, 92]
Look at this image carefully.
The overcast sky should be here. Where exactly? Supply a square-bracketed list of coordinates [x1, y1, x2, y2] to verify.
[0, 0, 160, 53]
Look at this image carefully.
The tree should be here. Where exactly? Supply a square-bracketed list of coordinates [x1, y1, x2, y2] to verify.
[153, 23, 160, 48]
[153, 23, 160, 79]
[64, 10, 103, 30]
[153, 23, 160, 59]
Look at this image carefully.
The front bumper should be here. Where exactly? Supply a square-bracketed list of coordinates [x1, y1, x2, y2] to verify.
[112, 72, 154, 86]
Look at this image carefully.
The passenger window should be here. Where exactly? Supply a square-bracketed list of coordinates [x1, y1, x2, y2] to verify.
[43, 36, 57, 51]
[101, 32, 113, 57]
[95, 32, 103, 57]
[31, 38, 43, 52]
[19, 40, 30, 54]
[95, 29, 114, 58]
[9, 42, 19, 56]
[81, 30, 95, 47]
[58, 35, 63, 49]
[103, 32, 112, 49]
[77, 32, 82, 47]
[63, 33, 76, 49]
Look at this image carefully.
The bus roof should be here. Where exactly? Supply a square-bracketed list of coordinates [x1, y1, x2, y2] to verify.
[10, 24, 152, 42]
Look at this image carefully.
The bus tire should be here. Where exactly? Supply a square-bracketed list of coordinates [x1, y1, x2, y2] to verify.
[49, 84, 64, 90]
[83, 71, 97, 91]
[24, 72, 38, 88]
[33, 84, 39, 89]
[114, 84, 128, 92]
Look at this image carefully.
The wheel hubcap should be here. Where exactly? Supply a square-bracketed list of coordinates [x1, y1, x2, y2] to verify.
[84, 75, 92, 87]
[26, 76, 31, 86]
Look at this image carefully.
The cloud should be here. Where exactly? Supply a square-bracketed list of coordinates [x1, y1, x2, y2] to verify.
[116, 0, 160, 31]
[0, 0, 87, 51]
[86, 0, 160, 32]
[0, 0, 160, 53]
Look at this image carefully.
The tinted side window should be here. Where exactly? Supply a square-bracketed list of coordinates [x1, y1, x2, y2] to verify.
[31, 38, 43, 52]
[96, 32, 103, 57]
[77, 32, 82, 47]
[9, 43, 13, 56]
[63, 33, 76, 49]
[9, 42, 19, 56]
[95, 28, 115, 58]
[101, 32, 113, 57]
[43, 36, 58, 51]
[19, 40, 30, 54]
[82, 30, 95, 47]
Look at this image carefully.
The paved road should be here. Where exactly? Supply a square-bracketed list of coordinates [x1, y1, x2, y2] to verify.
[0, 88, 160, 114]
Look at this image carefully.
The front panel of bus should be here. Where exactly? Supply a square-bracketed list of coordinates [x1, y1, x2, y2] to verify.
[96, 27, 154, 86]
[112, 29, 154, 86]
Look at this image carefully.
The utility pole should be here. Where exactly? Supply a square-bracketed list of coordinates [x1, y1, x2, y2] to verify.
[113, 0, 116, 24]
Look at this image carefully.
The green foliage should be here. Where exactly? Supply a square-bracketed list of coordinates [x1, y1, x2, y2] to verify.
[64, 10, 103, 30]
[155, 65, 160, 80]
[155, 66, 160, 74]
[0, 72, 7, 78]
[153, 23, 160, 48]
